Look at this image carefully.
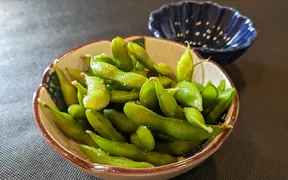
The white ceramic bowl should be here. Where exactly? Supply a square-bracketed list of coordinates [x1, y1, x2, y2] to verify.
[33, 36, 239, 180]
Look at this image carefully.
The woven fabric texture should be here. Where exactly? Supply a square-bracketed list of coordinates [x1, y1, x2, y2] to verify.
[0, 0, 287, 179]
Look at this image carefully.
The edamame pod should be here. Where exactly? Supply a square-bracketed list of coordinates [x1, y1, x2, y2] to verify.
[192, 81, 204, 92]
[127, 42, 155, 70]
[206, 88, 236, 125]
[140, 79, 180, 111]
[153, 133, 175, 142]
[202, 81, 218, 108]
[154, 78, 184, 119]
[158, 76, 173, 87]
[106, 81, 131, 91]
[53, 60, 78, 106]
[154, 140, 202, 156]
[103, 109, 138, 133]
[154, 63, 176, 79]
[166, 87, 179, 96]
[136, 126, 155, 151]
[81, 54, 94, 75]
[92, 53, 115, 65]
[177, 43, 194, 82]
[86, 109, 126, 142]
[124, 102, 232, 141]
[139, 79, 158, 110]
[86, 131, 177, 166]
[111, 37, 134, 72]
[110, 90, 139, 103]
[135, 61, 145, 71]
[91, 61, 147, 89]
[66, 68, 86, 87]
[77, 118, 93, 131]
[175, 81, 203, 111]
[71, 80, 87, 108]
[130, 133, 144, 149]
[134, 69, 148, 77]
[79, 145, 154, 168]
[68, 104, 86, 119]
[38, 99, 96, 147]
[183, 107, 213, 133]
[82, 74, 110, 110]
[217, 80, 226, 95]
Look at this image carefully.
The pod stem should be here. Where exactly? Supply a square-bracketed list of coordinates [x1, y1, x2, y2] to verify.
[80, 53, 92, 59]
[71, 80, 78, 86]
[53, 59, 60, 66]
[86, 130, 93, 136]
[194, 57, 211, 67]
[37, 98, 58, 114]
[222, 124, 233, 129]
[204, 126, 213, 133]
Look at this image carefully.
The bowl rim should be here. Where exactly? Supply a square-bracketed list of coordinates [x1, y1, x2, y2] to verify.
[148, 0, 258, 53]
[32, 36, 239, 175]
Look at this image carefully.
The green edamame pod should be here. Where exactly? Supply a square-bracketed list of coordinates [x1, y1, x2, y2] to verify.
[136, 126, 155, 151]
[127, 42, 155, 70]
[166, 87, 179, 96]
[71, 80, 87, 108]
[177, 43, 194, 82]
[92, 53, 115, 65]
[103, 109, 137, 133]
[124, 102, 233, 141]
[192, 81, 204, 92]
[175, 81, 203, 111]
[91, 61, 147, 89]
[86, 131, 177, 166]
[169, 80, 177, 88]
[110, 90, 139, 103]
[81, 54, 94, 75]
[106, 81, 131, 91]
[134, 69, 148, 77]
[53, 60, 78, 106]
[105, 83, 114, 91]
[139, 79, 158, 110]
[139, 78, 176, 111]
[86, 109, 126, 142]
[68, 104, 86, 119]
[82, 74, 110, 110]
[206, 88, 236, 125]
[154, 78, 184, 119]
[158, 76, 173, 87]
[135, 61, 145, 71]
[153, 133, 175, 142]
[79, 145, 154, 168]
[154, 140, 202, 156]
[183, 107, 213, 133]
[154, 63, 176, 79]
[130, 133, 144, 149]
[217, 80, 226, 95]
[202, 81, 218, 108]
[111, 37, 134, 72]
[66, 68, 86, 87]
[77, 118, 93, 131]
[38, 99, 96, 147]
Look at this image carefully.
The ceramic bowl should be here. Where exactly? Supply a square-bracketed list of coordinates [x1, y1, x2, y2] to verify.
[148, 1, 257, 65]
[32, 36, 239, 180]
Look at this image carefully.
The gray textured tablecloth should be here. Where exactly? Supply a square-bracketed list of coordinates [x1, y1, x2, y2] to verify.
[1, 0, 288, 179]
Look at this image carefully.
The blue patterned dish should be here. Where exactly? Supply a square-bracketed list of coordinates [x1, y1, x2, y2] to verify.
[148, 1, 257, 65]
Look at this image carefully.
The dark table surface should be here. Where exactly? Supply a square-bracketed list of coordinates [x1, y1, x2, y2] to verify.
[1, 0, 287, 179]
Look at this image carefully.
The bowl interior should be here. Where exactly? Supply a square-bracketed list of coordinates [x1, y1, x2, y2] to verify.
[34, 36, 237, 174]
[149, 1, 257, 51]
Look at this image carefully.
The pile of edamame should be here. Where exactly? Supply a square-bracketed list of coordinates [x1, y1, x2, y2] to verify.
[38, 37, 235, 168]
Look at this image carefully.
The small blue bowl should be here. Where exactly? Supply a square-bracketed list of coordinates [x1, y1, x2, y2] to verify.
[148, 1, 257, 66]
